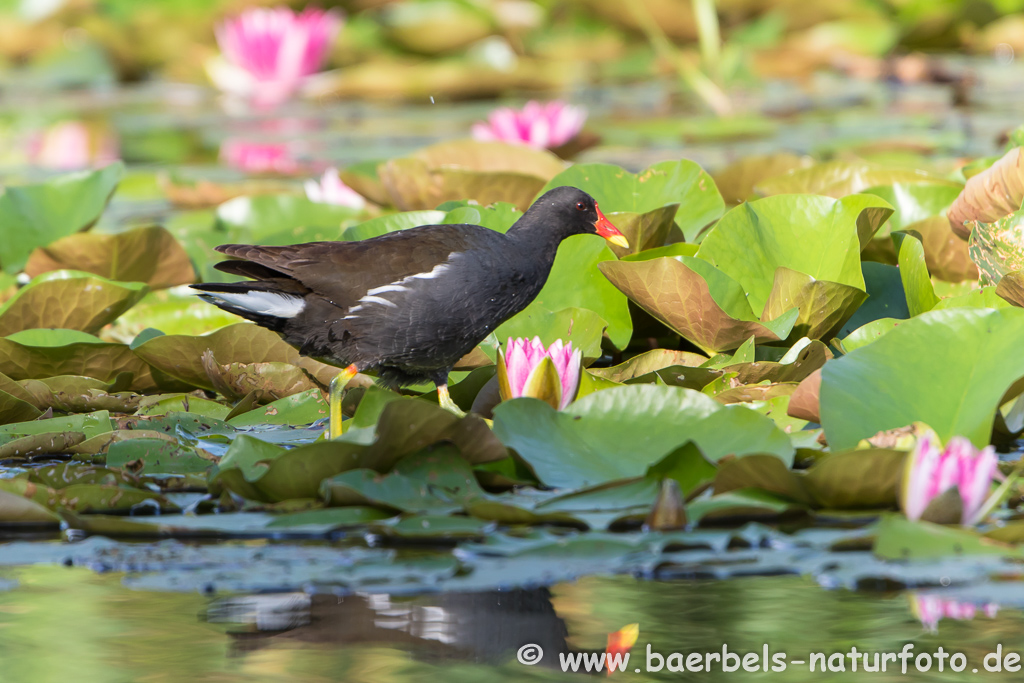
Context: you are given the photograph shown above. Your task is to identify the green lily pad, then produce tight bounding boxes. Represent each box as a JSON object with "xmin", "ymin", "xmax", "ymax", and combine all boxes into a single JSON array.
[
  {"xmin": 439, "ymin": 201, "xmax": 521, "ymax": 233},
  {"xmin": 0, "ymin": 162, "xmax": 124, "ymax": 273},
  {"xmin": 537, "ymin": 160, "xmax": 725, "ymax": 243},
  {"xmin": 321, "ymin": 445, "xmax": 483, "ymax": 513},
  {"xmin": 697, "ymin": 193, "xmax": 893, "ymax": 316},
  {"xmin": 0, "ymin": 489, "xmax": 60, "ymax": 524},
  {"xmin": 755, "ymin": 161, "xmax": 954, "ymax": 199},
  {"xmin": 894, "ymin": 232, "xmax": 939, "ymax": 316},
  {"xmin": 821, "ymin": 307, "xmax": 1024, "ymax": 448},
  {"xmin": 0, "ymin": 334, "xmax": 157, "ymax": 392},
  {"xmin": 24, "ymin": 225, "xmax": 196, "ymax": 289},
  {"xmin": 0, "ymin": 272, "xmax": 148, "ymax": 336},
  {"xmin": 135, "ymin": 393, "xmax": 231, "ymax": 419},
  {"xmin": 492, "ymin": 385, "xmax": 793, "ymax": 489},
  {"xmin": 342, "ymin": 210, "xmax": 446, "ymax": 241},
  {"xmin": 106, "ymin": 438, "xmax": 212, "ymax": 475},
  {"xmin": 227, "ymin": 389, "xmax": 328, "ymax": 427},
  {"xmin": 216, "ymin": 194, "xmax": 362, "ymax": 245},
  {"xmin": 873, "ymin": 514, "xmax": 1015, "ymax": 560}
]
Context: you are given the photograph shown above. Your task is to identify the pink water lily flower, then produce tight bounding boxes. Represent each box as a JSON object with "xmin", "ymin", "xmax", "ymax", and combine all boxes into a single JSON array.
[
  {"xmin": 27, "ymin": 121, "xmax": 118, "ymax": 170},
  {"xmin": 207, "ymin": 6, "xmax": 342, "ymax": 107},
  {"xmin": 902, "ymin": 430, "xmax": 999, "ymax": 526},
  {"xmin": 498, "ymin": 337, "xmax": 581, "ymax": 410},
  {"xmin": 909, "ymin": 594, "xmax": 998, "ymax": 633},
  {"xmin": 220, "ymin": 138, "xmax": 299, "ymax": 174},
  {"xmin": 471, "ymin": 100, "xmax": 587, "ymax": 150},
  {"xmin": 304, "ymin": 167, "xmax": 366, "ymax": 209}
]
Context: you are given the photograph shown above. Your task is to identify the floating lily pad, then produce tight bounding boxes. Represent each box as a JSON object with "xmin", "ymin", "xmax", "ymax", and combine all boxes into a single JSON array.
[
  {"xmin": 493, "ymin": 385, "xmax": 793, "ymax": 489},
  {"xmin": 106, "ymin": 438, "xmax": 212, "ymax": 475},
  {"xmin": 538, "ymin": 160, "xmax": 725, "ymax": 243},
  {"xmin": 755, "ymin": 161, "xmax": 953, "ymax": 199},
  {"xmin": 378, "ymin": 140, "xmax": 565, "ymax": 211},
  {"xmin": 600, "ymin": 256, "xmax": 799, "ymax": 354},
  {"xmin": 135, "ymin": 393, "xmax": 231, "ymax": 419},
  {"xmin": 0, "ymin": 334, "xmax": 157, "ymax": 392},
  {"xmin": 24, "ymin": 225, "xmax": 196, "ymax": 288},
  {"xmin": 821, "ymin": 307, "xmax": 1024, "ymax": 448},
  {"xmin": 0, "ymin": 162, "xmax": 124, "ymax": 273},
  {"xmin": 713, "ymin": 152, "xmax": 812, "ymax": 205},
  {"xmin": 227, "ymin": 389, "xmax": 328, "ymax": 427},
  {"xmin": 216, "ymin": 194, "xmax": 362, "ymax": 245},
  {"xmin": 0, "ymin": 272, "xmax": 148, "ymax": 336},
  {"xmin": 201, "ymin": 350, "xmax": 321, "ymax": 402},
  {"xmin": 697, "ymin": 193, "xmax": 893, "ymax": 320},
  {"xmin": 322, "ymin": 446, "xmax": 483, "ymax": 513},
  {"xmin": 873, "ymin": 514, "xmax": 1014, "ymax": 560},
  {"xmin": 342, "ymin": 210, "xmax": 446, "ymax": 241},
  {"xmin": 133, "ymin": 323, "xmax": 338, "ymax": 392}
]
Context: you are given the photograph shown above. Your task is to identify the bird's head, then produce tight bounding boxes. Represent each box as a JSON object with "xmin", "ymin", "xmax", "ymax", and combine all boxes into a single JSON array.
[{"xmin": 530, "ymin": 186, "xmax": 629, "ymax": 249}]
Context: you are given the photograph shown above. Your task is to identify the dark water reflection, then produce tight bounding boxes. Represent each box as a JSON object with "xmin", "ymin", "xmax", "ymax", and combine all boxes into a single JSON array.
[{"xmin": 2, "ymin": 566, "xmax": 1024, "ymax": 681}]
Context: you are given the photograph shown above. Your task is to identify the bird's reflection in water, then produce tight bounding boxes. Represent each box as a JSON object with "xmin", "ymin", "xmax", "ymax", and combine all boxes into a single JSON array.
[{"xmin": 206, "ymin": 588, "xmax": 572, "ymax": 667}]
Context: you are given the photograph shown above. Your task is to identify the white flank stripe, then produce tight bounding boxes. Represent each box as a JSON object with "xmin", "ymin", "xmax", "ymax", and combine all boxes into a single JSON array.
[
  {"xmin": 213, "ymin": 291, "xmax": 306, "ymax": 318},
  {"xmin": 358, "ymin": 295, "xmax": 398, "ymax": 308},
  {"xmin": 365, "ymin": 284, "xmax": 409, "ymax": 296},
  {"xmin": 406, "ymin": 263, "xmax": 450, "ymax": 281}
]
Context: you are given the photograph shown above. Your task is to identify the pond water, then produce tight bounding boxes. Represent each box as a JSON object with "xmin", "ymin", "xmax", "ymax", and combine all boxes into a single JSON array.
[{"xmin": 1, "ymin": 563, "xmax": 1023, "ymax": 682}]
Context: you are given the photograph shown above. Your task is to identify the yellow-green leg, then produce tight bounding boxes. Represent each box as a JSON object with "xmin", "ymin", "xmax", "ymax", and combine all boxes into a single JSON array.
[
  {"xmin": 328, "ymin": 364, "xmax": 358, "ymax": 439},
  {"xmin": 437, "ymin": 383, "xmax": 465, "ymax": 417}
]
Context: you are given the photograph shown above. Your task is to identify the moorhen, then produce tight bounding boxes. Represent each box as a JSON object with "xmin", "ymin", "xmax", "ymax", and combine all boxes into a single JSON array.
[{"xmin": 192, "ymin": 186, "xmax": 628, "ymax": 434}]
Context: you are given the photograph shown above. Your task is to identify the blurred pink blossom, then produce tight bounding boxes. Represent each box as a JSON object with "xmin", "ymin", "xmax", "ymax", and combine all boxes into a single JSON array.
[
  {"xmin": 472, "ymin": 101, "xmax": 586, "ymax": 149},
  {"xmin": 902, "ymin": 430, "xmax": 999, "ymax": 526},
  {"xmin": 304, "ymin": 167, "xmax": 365, "ymax": 209},
  {"xmin": 909, "ymin": 594, "xmax": 998, "ymax": 633},
  {"xmin": 26, "ymin": 121, "xmax": 118, "ymax": 170},
  {"xmin": 499, "ymin": 336, "xmax": 581, "ymax": 409},
  {"xmin": 207, "ymin": 6, "xmax": 342, "ymax": 107},
  {"xmin": 220, "ymin": 139, "xmax": 299, "ymax": 174}
]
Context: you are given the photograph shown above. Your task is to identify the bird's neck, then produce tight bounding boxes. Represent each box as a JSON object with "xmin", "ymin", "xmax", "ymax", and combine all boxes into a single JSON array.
[{"xmin": 505, "ymin": 222, "xmax": 565, "ymax": 279}]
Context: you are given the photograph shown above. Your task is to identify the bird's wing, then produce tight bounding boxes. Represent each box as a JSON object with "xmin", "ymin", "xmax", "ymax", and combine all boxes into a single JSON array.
[{"xmin": 214, "ymin": 224, "xmax": 493, "ymax": 310}]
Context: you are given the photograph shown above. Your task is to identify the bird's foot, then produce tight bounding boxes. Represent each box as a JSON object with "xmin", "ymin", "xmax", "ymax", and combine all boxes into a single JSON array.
[
  {"xmin": 437, "ymin": 384, "xmax": 466, "ymax": 417},
  {"xmin": 328, "ymin": 364, "xmax": 359, "ymax": 439}
]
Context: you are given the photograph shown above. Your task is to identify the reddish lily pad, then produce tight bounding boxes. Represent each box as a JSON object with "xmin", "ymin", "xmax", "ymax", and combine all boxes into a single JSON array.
[
  {"xmin": 201, "ymin": 350, "xmax": 321, "ymax": 402},
  {"xmin": 600, "ymin": 256, "xmax": 798, "ymax": 354},
  {"xmin": 378, "ymin": 140, "xmax": 565, "ymax": 211},
  {"xmin": 132, "ymin": 323, "xmax": 339, "ymax": 393},
  {"xmin": 24, "ymin": 225, "xmax": 196, "ymax": 288}
]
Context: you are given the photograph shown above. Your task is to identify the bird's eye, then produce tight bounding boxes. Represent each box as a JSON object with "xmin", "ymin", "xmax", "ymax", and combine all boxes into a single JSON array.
[{"xmin": 575, "ymin": 201, "xmax": 587, "ymax": 211}]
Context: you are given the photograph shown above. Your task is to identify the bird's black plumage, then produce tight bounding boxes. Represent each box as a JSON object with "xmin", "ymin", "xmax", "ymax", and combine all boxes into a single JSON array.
[{"xmin": 191, "ymin": 186, "xmax": 624, "ymax": 391}]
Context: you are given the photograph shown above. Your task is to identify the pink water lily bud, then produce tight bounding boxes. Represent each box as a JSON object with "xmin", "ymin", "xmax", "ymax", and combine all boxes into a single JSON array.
[
  {"xmin": 471, "ymin": 100, "xmax": 587, "ymax": 150},
  {"xmin": 207, "ymin": 6, "xmax": 342, "ymax": 107},
  {"xmin": 498, "ymin": 336, "xmax": 581, "ymax": 409},
  {"xmin": 909, "ymin": 593, "xmax": 998, "ymax": 633},
  {"xmin": 26, "ymin": 121, "xmax": 119, "ymax": 170},
  {"xmin": 304, "ymin": 167, "xmax": 366, "ymax": 209},
  {"xmin": 901, "ymin": 429, "xmax": 999, "ymax": 526}
]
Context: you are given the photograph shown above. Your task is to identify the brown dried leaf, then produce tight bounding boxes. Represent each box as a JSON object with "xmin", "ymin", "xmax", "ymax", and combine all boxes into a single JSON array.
[{"xmin": 948, "ymin": 146, "xmax": 1024, "ymax": 240}]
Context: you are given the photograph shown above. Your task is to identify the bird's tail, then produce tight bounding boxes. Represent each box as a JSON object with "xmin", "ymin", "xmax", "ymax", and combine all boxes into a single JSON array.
[{"xmin": 191, "ymin": 282, "xmax": 306, "ymax": 332}]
